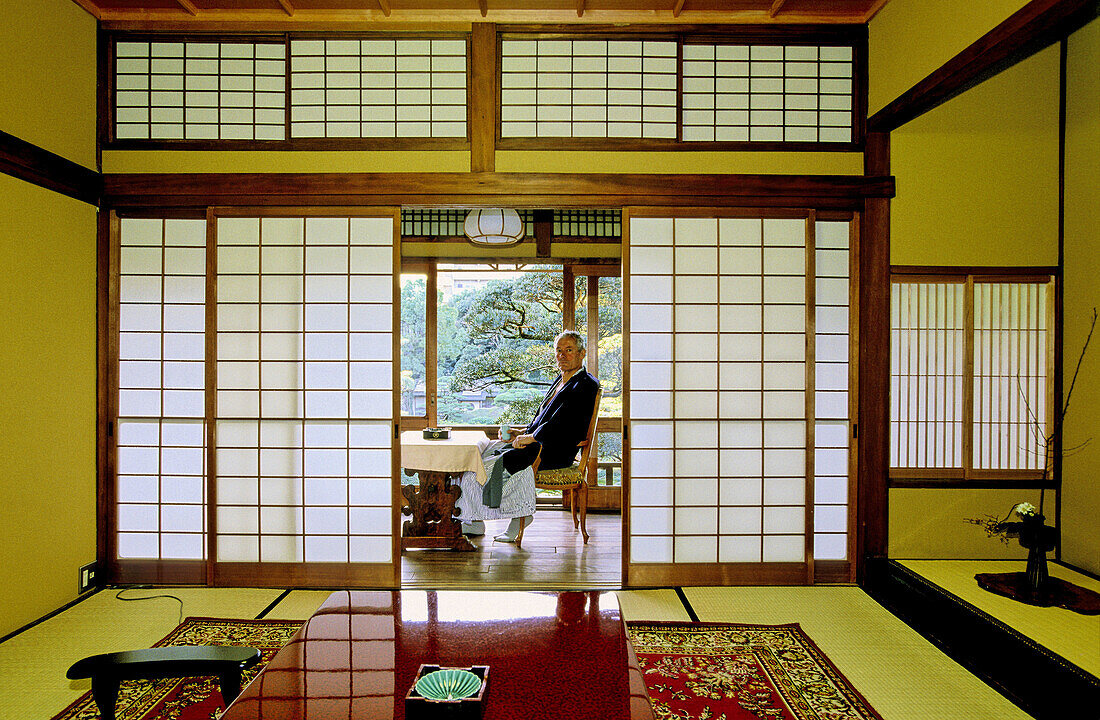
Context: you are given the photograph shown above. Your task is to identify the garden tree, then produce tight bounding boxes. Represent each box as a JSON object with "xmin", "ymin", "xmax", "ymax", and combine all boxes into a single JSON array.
[
  {"xmin": 403, "ymin": 268, "xmax": 624, "ymax": 459},
  {"xmin": 448, "ymin": 270, "xmax": 565, "ymax": 424},
  {"xmin": 399, "ymin": 279, "xmax": 427, "ymax": 415}
]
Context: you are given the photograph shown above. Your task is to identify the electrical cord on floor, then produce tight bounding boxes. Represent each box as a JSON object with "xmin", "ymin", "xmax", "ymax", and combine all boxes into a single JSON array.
[{"xmin": 114, "ymin": 586, "xmax": 184, "ymax": 626}]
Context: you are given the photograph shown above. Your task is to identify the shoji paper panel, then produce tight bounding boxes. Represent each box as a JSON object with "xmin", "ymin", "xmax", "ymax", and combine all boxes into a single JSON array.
[
  {"xmin": 117, "ymin": 218, "xmax": 207, "ymax": 560},
  {"xmin": 215, "ymin": 216, "xmax": 394, "ymax": 565}
]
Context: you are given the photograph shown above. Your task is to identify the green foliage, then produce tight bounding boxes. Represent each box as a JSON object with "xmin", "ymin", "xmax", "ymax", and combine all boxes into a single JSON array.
[{"xmin": 401, "ymin": 267, "xmax": 622, "ymax": 427}]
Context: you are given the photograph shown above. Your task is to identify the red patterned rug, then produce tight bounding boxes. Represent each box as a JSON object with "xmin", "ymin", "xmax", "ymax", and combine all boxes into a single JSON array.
[
  {"xmin": 52, "ymin": 617, "xmax": 302, "ymax": 720},
  {"xmin": 627, "ymin": 621, "xmax": 883, "ymax": 720}
]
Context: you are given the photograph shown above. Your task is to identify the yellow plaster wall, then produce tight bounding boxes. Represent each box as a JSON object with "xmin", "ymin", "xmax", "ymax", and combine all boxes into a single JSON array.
[
  {"xmin": 101, "ymin": 150, "xmax": 863, "ymax": 176},
  {"xmin": 0, "ymin": 0, "xmax": 96, "ymax": 169},
  {"xmin": 1060, "ymin": 17, "xmax": 1100, "ymax": 576},
  {"xmin": 868, "ymin": 0, "xmax": 1031, "ymax": 115},
  {"xmin": 102, "ymin": 150, "xmax": 471, "ymax": 174},
  {"xmin": 888, "ymin": 488, "xmax": 1044, "ymax": 559},
  {"xmin": 889, "ymin": 45, "xmax": 1060, "ymax": 267},
  {"xmin": 0, "ymin": 174, "xmax": 98, "ymax": 638},
  {"xmin": 496, "ymin": 151, "xmax": 862, "ymax": 175}
]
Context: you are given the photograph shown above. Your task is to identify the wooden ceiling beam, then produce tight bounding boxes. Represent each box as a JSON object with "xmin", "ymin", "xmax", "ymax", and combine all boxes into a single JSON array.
[
  {"xmin": 869, "ymin": 0, "xmax": 1100, "ymax": 132},
  {"xmin": 102, "ymin": 172, "xmax": 895, "ymax": 210},
  {"xmin": 92, "ymin": 6, "xmax": 875, "ymax": 28},
  {"xmin": 768, "ymin": 0, "xmax": 786, "ymax": 18},
  {"xmin": 70, "ymin": 0, "xmax": 104, "ymax": 20}
]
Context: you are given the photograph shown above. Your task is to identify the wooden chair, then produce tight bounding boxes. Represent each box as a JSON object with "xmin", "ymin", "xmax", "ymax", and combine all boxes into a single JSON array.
[{"xmin": 522, "ymin": 388, "xmax": 602, "ymax": 545}]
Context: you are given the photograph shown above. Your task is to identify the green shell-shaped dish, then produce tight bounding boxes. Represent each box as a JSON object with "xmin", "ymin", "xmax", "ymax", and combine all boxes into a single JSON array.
[{"xmin": 415, "ymin": 669, "xmax": 481, "ymax": 701}]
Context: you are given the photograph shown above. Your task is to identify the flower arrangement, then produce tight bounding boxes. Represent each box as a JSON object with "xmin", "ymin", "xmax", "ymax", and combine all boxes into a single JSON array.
[{"xmin": 966, "ymin": 502, "xmax": 1054, "ymax": 550}]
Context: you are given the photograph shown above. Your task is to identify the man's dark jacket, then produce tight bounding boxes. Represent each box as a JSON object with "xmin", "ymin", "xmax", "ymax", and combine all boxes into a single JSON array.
[{"xmin": 500, "ymin": 368, "xmax": 600, "ymax": 474}]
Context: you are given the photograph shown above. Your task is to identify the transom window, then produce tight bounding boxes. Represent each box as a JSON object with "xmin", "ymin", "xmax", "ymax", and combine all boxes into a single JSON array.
[{"xmin": 107, "ymin": 28, "xmax": 862, "ymax": 149}]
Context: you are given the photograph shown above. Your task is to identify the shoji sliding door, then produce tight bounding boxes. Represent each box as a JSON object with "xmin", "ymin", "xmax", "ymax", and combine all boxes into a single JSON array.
[
  {"xmin": 213, "ymin": 212, "xmax": 399, "ymax": 586},
  {"xmin": 111, "ymin": 210, "xmax": 399, "ymax": 587},
  {"xmin": 624, "ymin": 211, "xmax": 855, "ymax": 586}
]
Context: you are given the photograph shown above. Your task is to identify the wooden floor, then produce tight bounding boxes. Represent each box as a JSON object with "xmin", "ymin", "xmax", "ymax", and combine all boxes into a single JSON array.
[{"xmin": 401, "ymin": 509, "xmax": 622, "ymax": 588}]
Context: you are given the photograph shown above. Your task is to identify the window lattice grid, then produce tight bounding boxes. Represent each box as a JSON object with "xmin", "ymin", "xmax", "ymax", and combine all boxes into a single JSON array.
[
  {"xmin": 972, "ymin": 282, "xmax": 1049, "ymax": 471},
  {"xmin": 115, "ymin": 40, "xmax": 287, "ymax": 141},
  {"xmin": 399, "ymin": 209, "xmax": 536, "ymax": 237},
  {"xmin": 681, "ymin": 43, "xmax": 854, "ymax": 143},
  {"xmin": 890, "ymin": 281, "xmax": 966, "ymax": 469},
  {"xmin": 289, "ymin": 38, "xmax": 467, "ymax": 139},
  {"xmin": 554, "ymin": 209, "xmax": 622, "ymax": 237},
  {"xmin": 214, "ymin": 216, "xmax": 394, "ymax": 564},
  {"xmin": 629, "ymin": 217, "xmax": 830, "ymax": 566},
  {"xmin": 813, "ymin": 220, "xmax": 850, "ymax": 560},
  {"xmin": 116, "ymin": 218, "xmax": 208, "ymax": 560},
  {"xmin": 500, "ymin": 39, "xmax": 678, "ymax": 139}
]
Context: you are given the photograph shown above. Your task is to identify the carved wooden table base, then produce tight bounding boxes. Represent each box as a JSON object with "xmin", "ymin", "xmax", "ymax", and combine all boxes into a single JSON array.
[{"xmin": 400, "ymin": 469, "xmax": 476, "ymax": 552}]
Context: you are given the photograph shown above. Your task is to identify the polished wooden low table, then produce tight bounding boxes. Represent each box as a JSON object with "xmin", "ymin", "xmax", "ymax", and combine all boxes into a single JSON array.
[{"xmin": 222, "ymin": 590, "xmax": 654, "ymax": 720}]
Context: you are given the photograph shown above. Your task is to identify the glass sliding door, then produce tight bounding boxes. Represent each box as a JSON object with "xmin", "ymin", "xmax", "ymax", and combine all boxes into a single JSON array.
[
  {"xmin": 624, "ymin": 211, "xmax": 854, "ymax": 586},
  {"xmin": 213, "ymin": 212, "xmax": 399, "ymax": 586}
]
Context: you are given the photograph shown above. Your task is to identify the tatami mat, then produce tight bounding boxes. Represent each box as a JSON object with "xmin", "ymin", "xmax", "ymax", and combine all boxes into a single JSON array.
[
  {"xmin": 898, "ymin": 559, "xmax": 1100, "ymax": 676},
  {"xmin": 0, "ymin": 587, "xmax": 282, "ymax": 720},
  {"xmin": 616, "ymin": 588, "xmax": 693, "ymax": 622},
  {"xmin": 684, "ymin": 586, "xmax": 1031, "ymax": 720}
]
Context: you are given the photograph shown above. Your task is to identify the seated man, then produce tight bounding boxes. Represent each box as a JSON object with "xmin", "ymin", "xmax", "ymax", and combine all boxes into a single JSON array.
[{"xmin": 456, "ymin": 330, "xmax": 600, "ymax": 542}]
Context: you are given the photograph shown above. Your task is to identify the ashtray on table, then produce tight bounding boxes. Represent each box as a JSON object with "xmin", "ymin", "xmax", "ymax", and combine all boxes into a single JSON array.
[{"xmin": 405, "ymin": 664, "xmax": 488, "ymax": 719}]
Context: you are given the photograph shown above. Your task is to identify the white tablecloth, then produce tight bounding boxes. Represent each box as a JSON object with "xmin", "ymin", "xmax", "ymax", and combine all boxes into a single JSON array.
[{"xmin": 400, "ymin": 429, "xmax": 493, "ymax": 485}]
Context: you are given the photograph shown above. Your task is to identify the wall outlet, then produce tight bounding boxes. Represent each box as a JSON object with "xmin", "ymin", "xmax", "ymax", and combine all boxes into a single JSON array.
[{"xmin": 79, "ymin": 562, "xmax": 97, "ymax": 593}]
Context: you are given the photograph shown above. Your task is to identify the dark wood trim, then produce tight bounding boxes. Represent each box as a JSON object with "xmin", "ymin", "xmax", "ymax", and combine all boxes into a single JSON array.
[
  {"xmin": 469, "ymin": 22, "xmax": 496, "ymax": 172},
  {"xmin": 888, "ymin": 478, "xmax": 1059, "ymax": 490},
  {"xmin": 0, "ymin": 129, "xmax": 102, "ymax": 205},
  {"xmin": 868, "ymin": 0, "xmax": 1100, "ymax": 133},
  {"xmin": 1053, "ymin": 39, "xmax": 1066, "ymax": 558},
  {"xmin": 857, "ymin": 131, "xmax": 890, "ymax": 582},
  {"xmin": 813, "ymin": 560, "xmax": 852, "ymax": 584},
  {"xmin": 852, "ymin": 22, "xmax": 868, "ymax": 153},
  {"xmin": 105, "ymin": 138, "xmax": 471, "ymax": 151},
  {"xmin": 102, "ymin": 211, "xmax": 122, "ymax": 583},
  {"xmin": 864, "ymin": 559, "xmax": 1100, "ymax": 718},
  {"xmin": 103, "ymin": 172, "xmax": 894, "ymax": 209},
  {"xmin": 111, "ymin": 559, "xmax": 207, "ymax": 585},
  {"xmin": 499, "ymin": 24, "xmax": 866, "ymax": 44},
  {"xmin": 890, "ymin": 265, "xmax": 1059, "ymax": 277},
  {"xmin": 404, "ymin": 233, "xmax": 621, "ymax": 244},
  {"xmin": 534, "ymin": 208, "xmax": 552, "ymax": 257},
  {"xmin": 96, "ymin": 210, "xmax": 117, "ymax": 581},
  {"xmin": 213, "ymin": 562, "xmax": 397, "ymax": 587},
  {"xmin": 204, "ymin": 208, "xmax": 218, "ymax": 586},
  {"xmin": 495, "ymin": 138, "xmax": 861, "ymax": 153},
  {"xmin": 425, "ymin": 262, "xmax": 439, "ymax": 427}
]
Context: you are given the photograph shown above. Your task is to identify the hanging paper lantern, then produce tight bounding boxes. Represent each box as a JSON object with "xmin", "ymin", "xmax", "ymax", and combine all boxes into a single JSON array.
[{"xmin": 463, "ymin": 208, "xmax": 525, "ymax": 247}]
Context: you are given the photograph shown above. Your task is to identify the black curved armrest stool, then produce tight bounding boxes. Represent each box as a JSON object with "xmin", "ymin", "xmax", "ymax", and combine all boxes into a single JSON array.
[{"xmin": 66, "ymin": 646, "xmax": 261, "ymax": 720}]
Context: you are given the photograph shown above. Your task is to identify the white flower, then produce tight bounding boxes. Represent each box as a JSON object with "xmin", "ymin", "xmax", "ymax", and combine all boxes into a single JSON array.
[{"xmin": 1015, "ymin": 502, "xmax": 1038, "ymax": 518}]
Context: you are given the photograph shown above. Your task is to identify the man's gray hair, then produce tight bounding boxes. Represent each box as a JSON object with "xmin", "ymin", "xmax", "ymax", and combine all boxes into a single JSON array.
[{"xmin": 554, "ymin": 330, "xmax": 586, "ymax": 354}]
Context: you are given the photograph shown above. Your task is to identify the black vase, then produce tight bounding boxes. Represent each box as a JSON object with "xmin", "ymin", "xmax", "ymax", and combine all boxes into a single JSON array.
[
  {"xmin": 1024, "ymin": 543, "xmax": 1048, "ymax": 592},
  {"xmin": 1017, "ymin": 516, "xmax": 1056, "ymax": 593}
]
